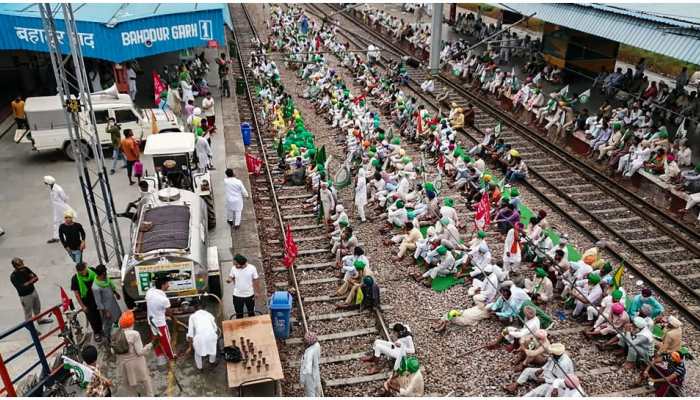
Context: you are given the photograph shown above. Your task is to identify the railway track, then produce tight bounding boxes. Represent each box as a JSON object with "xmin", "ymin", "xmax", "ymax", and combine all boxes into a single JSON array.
[
  {"xmin": 229, "ymin": 4, "xmax": 394, "ymax": 396},
  {"xmin": 320, "ymin": 4, "xmax": 700, "ymax": 330}
]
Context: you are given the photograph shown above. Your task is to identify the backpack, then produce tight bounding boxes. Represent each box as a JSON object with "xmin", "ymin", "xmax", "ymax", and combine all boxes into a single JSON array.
[
  {"xmin": 222, "ymin": 345, "xmax": 242, "ymax": 363},
  {"xmin": 111, "ymin": 329, "xmax": 130, "ymax": 355}
]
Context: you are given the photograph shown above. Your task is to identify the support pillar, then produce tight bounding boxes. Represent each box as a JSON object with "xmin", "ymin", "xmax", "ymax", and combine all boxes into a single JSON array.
[{"xmin": 429, "ymin": 3, "xmax": 444, "ymax": 75}]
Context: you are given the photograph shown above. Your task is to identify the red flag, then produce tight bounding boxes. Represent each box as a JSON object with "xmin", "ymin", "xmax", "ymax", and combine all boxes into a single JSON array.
[
  {"xmin": 416, "ymin": 112, "xmax": 423, "ymax": 135},
  {"xmin": 315, "ymin": 35, "xmax": 321, "ymax": 51},
  {"xmin": 60, "ymin": 286, "xmax": 73, "ymax": 311},
  {"xmin": 510, "ymin": 223, "xmax": 520, "ymax": 254},
  {"xmin": 352, "ymin": 94, "xmax": 366, "ymax": 105},
  {"xmin": 152, "ymin": 70, "xmax": 166, "ymax": 106},
  {"xmin": 437, "ymin": 153, "xmax": 446, "ymax": 172},
  {"xmin": 245, "ymin": 153, "xmax": 263, "ymax": 175},
  {"xmin": 474, "ymin": 191, "xmax": 491, "ymax": 230},
  {"xmin": 283, "ymin": 224, "xmax": 298, "ymax": 268}
]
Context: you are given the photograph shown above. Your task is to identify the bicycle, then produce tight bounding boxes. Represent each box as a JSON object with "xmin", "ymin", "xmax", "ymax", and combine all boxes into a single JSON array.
[{"xmin": 57, "ymin": 309, "xmax": 92, "ymax": 362}]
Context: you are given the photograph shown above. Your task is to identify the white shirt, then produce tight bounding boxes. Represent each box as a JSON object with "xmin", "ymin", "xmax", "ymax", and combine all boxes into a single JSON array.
[
  {"xmin": 187, "ymin": 309, "xmax": 218, "ymax": 356},
  {"xmin": 145, "ymin": 288, "xmax": 170, "ymax": 327},
  {"xmin": 202, "ymin": 97, "xmax": 215, "ymax": 117},
  {"xmin": 229, "ymin": 264, "xmax": 259, "ymax": 297},
  {"xmin": 224, "ymin": 177, "xmax": 249, "ymax": 209}
]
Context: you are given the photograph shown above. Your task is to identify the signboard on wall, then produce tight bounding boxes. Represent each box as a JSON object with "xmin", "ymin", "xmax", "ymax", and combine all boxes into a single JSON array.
[
  {"xmin": 0, "ymin": 9, "xmax": 225, "ymax": 63},
  {"xmin": 135, "ymin": 261, "xmax": 196, "ymax": 296}
]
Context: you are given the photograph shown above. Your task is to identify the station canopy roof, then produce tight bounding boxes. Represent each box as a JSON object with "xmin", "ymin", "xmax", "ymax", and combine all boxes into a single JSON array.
[
  {"xmin": 0, "ymin": 3, "xmax": 233, "ymax": 63},
  {"xmin": 497, "ymin": 3, "xmax": 700, "ymax": 64}
]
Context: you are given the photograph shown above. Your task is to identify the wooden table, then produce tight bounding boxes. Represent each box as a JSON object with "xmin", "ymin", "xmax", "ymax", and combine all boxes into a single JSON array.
[{"xmin": 221, "ymin": 315, "xmax": 284, "ymax": 392}]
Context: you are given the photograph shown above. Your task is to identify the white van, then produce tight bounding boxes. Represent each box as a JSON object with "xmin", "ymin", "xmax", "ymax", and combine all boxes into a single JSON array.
[{"xmin": 14, "ymin": 92, "xmax": 182, "ymax": 160}]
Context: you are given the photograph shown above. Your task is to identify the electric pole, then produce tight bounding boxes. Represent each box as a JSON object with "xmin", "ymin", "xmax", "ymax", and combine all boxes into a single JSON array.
[{"xmin": 39, "ymin": 3, "xmax": 124, "ymax": 274}]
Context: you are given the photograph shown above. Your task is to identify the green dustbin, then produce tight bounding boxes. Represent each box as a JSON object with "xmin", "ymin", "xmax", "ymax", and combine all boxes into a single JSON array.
[{"xmin": 236, "ymin": 78, "xmax": 246, "ymax": 95}]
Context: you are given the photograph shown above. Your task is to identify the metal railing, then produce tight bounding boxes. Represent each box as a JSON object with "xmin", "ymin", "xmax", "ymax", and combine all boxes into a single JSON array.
[{"xmin": 0, "ymin": 305, "xmax": 67, "ymax": 397}]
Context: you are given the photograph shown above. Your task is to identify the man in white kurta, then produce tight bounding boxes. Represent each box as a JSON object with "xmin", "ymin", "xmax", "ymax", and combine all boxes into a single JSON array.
[
  {"xmin": 45, "ymin": 176, "xmax": 75, "ymax": 243},
  {"xmin": 127, "ymin": 66, "xmax": 138, "ymax": 101},
  {"xmin": 354, "ymin": 167, "xmax": 368, "ymax": 222},
  {"xmin": 223, "ymin": 168, "xmax": 249, "ymax": 227},
  {"xmin": 186, "ymin": 309, "xmax": 218, "ymax": 370},
  {"xmin": 195, "ymin": 135, "xmax": 213, "ymax": 172},
  {"xmin": 504, "ymin": 343, "xmax": 575, "ymax": 396},
  {"xmin": 421, "ymin": 246, "xmax": 456, "ymax": 280},
  {"xmin": 504, "ymin": 306, "xmax": 540, "ymax": 343},
  {"xmin": 300, "ymin": 332, "xmax": 321, "ymax": 397},
  {"xmin": 319, "ymin": 182, "xmax": 335, "ymax": 224}
]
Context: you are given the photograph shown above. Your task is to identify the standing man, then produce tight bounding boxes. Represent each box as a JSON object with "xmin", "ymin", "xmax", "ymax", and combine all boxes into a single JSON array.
[
  {"xmin": 120, "ymin": 129, "xmax": 140, "ymax": 186},
  {"xmin": 10, "ymin": 258, "xmax": 52, "ymax": 324},
  {"xmin": 299, "ymin": 332, "xmax": 321, "ymax": 397},
  {"xmin": 107, "ymin": 118, "xmax": 125, "ymax": 175},
  {"xmin": 116, "ymin": 310, "xmax": 155, "ymax": 397},
  {"xmin": 354, "ymin": 166, "xmax": 368, "ymax": 222},
  {"xmin": 59, "ymin": 210, "xmax": 86, "ymax": 264},
  {"xmin": 71, "ymin": 262, "xmax": 104, "ymax": 342},
  {"xmin": 11, "ymin": 96, "xmax": 27, "ymax": 130},
  {"xmin": 91, "ymin": 264, "xmax": 121, "ymax": 345},
  {"xmin": 223, "ymin": 168, "xmax": 249, "ymax": 229},
  {"xmin": 201, "ymin": 93, "xmax": 216, "ymax": 133},
  {"xmin": 44, "ymin": 175, "xmax": 75, "ymax": 244},
  {"xmin": 185, "ymin": 306, "xmax": 219, "ymax": 370},
  {"xmin": 195, "ymin": 135, "xmax": 213, "ymax": 173},
  {"xmin": 127, "ymin": 64, "xmax": 138, "ymax": 101},
  {"xmin": 145, "ymin": 276, "xmax": 175, "ymax": 366},
  {"xmin": 226, "ymin": 254, "xmax": 259, "ymax": 319}
]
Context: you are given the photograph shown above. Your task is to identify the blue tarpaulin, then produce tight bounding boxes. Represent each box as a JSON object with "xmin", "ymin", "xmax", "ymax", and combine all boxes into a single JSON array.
[{"xmin": 0, "ymin": 4, "xmax": 232, "ymax": 63}]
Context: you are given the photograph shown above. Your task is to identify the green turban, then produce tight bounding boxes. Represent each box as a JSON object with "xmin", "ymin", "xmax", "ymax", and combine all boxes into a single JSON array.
[
  {"xmin": 612, "ymin": 289, "xmax": 623, "ymax": 300},
  {"xmin": 353, "ymin": 260, "xmax": 366, "ymax": 270},
  {"xmin": 407, "ymin": 211, "xmax": 416, "ymax": 220},
  {"xmin": 612, "ymin": 122, "xmax": 622, "ymax": 130},
  {"xmin": 424, "ymin": 182, "xmax": 435, "ymax": 192},
  {"xmin": 588, "ymin": 273, "xmax": 601, "ymax": 285},
  {"xmin": 405, "ymin": 357, "xmax": 420, "ymax": 373},
  {"xmin": 443, "ymin": 198, "xmax": 454, "ymax": 207},
  {"xmin": 536, "ymin": 267, "xmax": 547, "ymax": 278},
  {"xmin": 363, "ymin": 276, "xmax": 374, "ymax": 286},
  {"xmin": 440, "ymin": 217, "xmax": 450, "ymax": 226},
  {"xmin": 602, "ymin": 262, "xmax": 613, "ymax": 275},
  {"xmin": 401, "ymin": 156, "xmax": 411, "ymax": 164},
  {"xmin": 339, "ymin": 220, "xmax": 349, "ymax": 227},
  {"xmin": 377, "ymin": 133, "xmax": 385, "ymax": 141},
  {"xmin": 371, "ymin": 159, "xmax": 381, "ymax": 167},
  {"xmin": 510, "ymin": 188, "xmax": 520, "ymax": 197},
  {"xmin": 436, "ymin": 246, "xmax": 447, "ymax": 255},
  {"xmin": 477, "ymin": 230, "xmax": 486, "ymax": 239},
  {"xmin": 391, "ymin": 137, "xmax": 401, "ymax": 145},
  {"xmin": 395, "ymin": 200, "xmax": 405, "ymax": 209}
]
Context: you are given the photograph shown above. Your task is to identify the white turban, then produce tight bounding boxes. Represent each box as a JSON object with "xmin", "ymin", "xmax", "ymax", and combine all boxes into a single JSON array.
[{"xmin": 43, "ymin": 175, "xmax": 56, "ymax": 185}]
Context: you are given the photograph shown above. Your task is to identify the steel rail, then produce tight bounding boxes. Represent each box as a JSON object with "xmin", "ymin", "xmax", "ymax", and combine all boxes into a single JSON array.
[
  {"xmin": 230, "ymin": 4, "xmax": 310, "ymax": 335},
  {"xmin": 318, "ymin": 4, "xmax": 700, "ymax": 328},
  {"xmin": 331, "ymin": 4, "xmax": 700, "ymax": 251}
]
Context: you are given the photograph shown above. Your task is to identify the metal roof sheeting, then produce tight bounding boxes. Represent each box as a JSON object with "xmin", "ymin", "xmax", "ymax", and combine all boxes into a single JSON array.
[
  {"xmin": 0, "ymin": 3, "xmax": 232, "ymax": 29},
  {"xmin": 594, "ymin": 4, "xmax": 700, "ymax": 30},
  {"xmin": 501, "ymin": 3, "xmax": 700, "ymax": 64}
]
